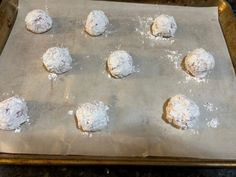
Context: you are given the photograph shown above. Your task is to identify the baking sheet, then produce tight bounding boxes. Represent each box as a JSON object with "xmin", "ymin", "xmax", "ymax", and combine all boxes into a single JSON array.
[{"xmin": 0, "ymin": 0, "xmax": 236, "ymax": 159}]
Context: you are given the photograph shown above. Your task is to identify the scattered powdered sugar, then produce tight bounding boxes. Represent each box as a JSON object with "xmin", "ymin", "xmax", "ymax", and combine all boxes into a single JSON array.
[
  {"xmin": 207, "ymin": 118, "xmax": 219, "ymax": 128},
  {"xmin": 178, "ymin": 73, "xmax": 208, "ymax": 84},
  {"xmin": 165, "ymin": 49, "xmax": 182, "ymax": 69},
  {"xmin": 189, "ymin": 129, "xmax": 199, "ymax": 135},
  {"xmin": 135, "ymin": 16, "xmax": 175, "ymax": 46},
  {"xmin": 48, "ymin": 73, "xmax": 58, "ymax": 90},
  {"xmin": 67, "ymin": 110, "xmax": 74, "ymax": 116},
  {"xmin": 48, "ymin": 73, "xmax": 57, "ymax": 81},
  {"xmin": 14, "ymin": 128, "xmax": 21, "ymax": 133},
  {"xmin": 134, "ymin": 65, "xmax": 141, "ymax": 73},
  {"xmin": 115, "ymin": 44, "xmax": 122, "ymax": 50},
  {"xmin": 142, "ymin": 151, "xmax": 149, "ymax": 157},
  {"xmin": 202, "ymin": 103, "xmax": 219, "ymax": 129},
  {"xmin": 186, "ymin": 75, "xmax": 207, "ymax": 83},
  {"xmin": 27, "ymin": 118, "xmax": 31, "ymax": 125},
  {"xmin": 104, "ymin": 24, "xmax": 117, "ymax": 37},
  {"xmin": 44, "ymin": 0, "xmax": 49, "ymax": 13},
  {"xmin": 2, "ymin": 92, "xmax": 9, "ymax": 96},
  {"xmin": 80, "ymin": 131, "xmax": 93, "ymax": 138},
  {"xmin": 203, "ymin": 102, "xmax": 218, "ymax": 112},
  {"xmin": 1, "ymin": 91, "xmax": 15, "ymax": 99}
]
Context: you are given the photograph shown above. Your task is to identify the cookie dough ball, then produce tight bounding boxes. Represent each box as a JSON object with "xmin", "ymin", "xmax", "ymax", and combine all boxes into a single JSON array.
[
  {"xmin": 151, "ymin": 14, "xmax": 177, "ymax": 38},
  {"xmin": 165, "ymin": 95, "xmax": 200, "ymax": 130},
  {"xmin": 25, "ymin": 9, "xmax": 52, "ymax": 33},
  {"xmin": 107, "ymin": 50, "xmax": 134, "ymax": 78},
  {"xmin": 76, "ymin": 101, "xmax": 109, "ymax": 132},
  {"xmin": 184, "ymin": 48, "xmax": 215, "ymax": 78},
  {"xmin": 42, "ymin": 47, "xmax": 72, "ymax": 74},
  {"xmin": 0, "ymin": 96, "xmax": 29, "ymax": 130},
  {"xmin": 85, "ymin": 10, "xmax": 109, "ymax": 36}
]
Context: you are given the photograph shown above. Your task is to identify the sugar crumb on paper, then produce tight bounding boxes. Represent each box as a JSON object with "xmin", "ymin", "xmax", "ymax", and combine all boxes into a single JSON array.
[
  {"xmin": 165, "ymin": 49, "xmax": 182, "ymax": 69},
  {"xmin": 207, "ymin": 118, "xmax": 219, "ymax": 128},
  {"xmin": 67, "ymin": 110, "xmax": 74, "ymax": 116},
  {"xmin": 177, "ymin": 73, "xmax": 208, "ymax": 84},
  {"xmin": 48, "ymin": 73, "xmax": 57, "ymax": 81},
  {"xmin": 203, "ymin": 102, "xmax": 218, "ymax": 112},
  {"xmin": 14, "ymin": 128, "xmax": 21, "ymax": 133}
]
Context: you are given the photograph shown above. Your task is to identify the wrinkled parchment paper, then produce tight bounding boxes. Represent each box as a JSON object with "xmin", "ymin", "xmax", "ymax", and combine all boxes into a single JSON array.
[{"xmin": 0, "ymin": 0, "xmax": 236, "ymax": 159}]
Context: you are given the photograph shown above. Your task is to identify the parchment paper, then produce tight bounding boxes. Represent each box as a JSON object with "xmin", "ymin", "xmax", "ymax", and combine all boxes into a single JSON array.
[{"xmin": 0, "ymin": 0, "xmax": 236, "ymax": 159}]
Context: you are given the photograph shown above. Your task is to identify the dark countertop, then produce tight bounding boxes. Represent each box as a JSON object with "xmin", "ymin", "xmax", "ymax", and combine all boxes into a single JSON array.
[{"xmin": 0, "ymin": 166, "xmax": 236, "ymax": 177}]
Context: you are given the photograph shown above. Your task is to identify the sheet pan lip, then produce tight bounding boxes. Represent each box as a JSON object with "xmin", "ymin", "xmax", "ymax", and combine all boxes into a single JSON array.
[
  {"xmin": 0, "ymin": 0, "xmax": 236, "ymax": 166},
  {"xmin": 1, "ymin": 153, "xmax": 236, "ymax": 166},
  {"xmin": 94, "ymin": 0, "xmax": 218, "ymax": 7},
  {"xmin": 0, "ymin": 0, "xmax": 18, "ymax": 55}
]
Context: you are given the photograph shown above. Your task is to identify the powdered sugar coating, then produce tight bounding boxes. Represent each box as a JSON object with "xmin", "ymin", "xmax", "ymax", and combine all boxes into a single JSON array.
[
  {"xmin": 207, "ymin": 118, "xmax": 219, "ymax": 128},
  {"xmin": 42, "ymin": 47, "xmax": 72, "ymax": 74},
  {"xmin": 165, "ymin": 95, "xmax": 200, "ymax": 130},
  {"xmin": 25, "ymin": 9, "xmax": 52, "ymax": 34},
  {"xmin": 76, "ymin": 101, "xmax": 109, "ymax": 132},
  {"xmin": 0, "ymin": 96, "xmax": 29, "ymax": 130},
  {"xmin": 184, "ymin": 48, "xmax": 215, "ymax": 78},
  {"xmin": 85, "ymin": 10, "xmax": 109, "ymax": 36},
  {"xmin": 107, "ymin": 50, "xmax": 134, "ymax": 78},
  {"xmin": 151, "ymin": 14, "xmax": 177, "ymax": 38}
]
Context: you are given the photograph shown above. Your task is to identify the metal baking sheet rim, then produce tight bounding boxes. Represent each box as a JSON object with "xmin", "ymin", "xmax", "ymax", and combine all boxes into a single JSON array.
[{"xmin": 0, "ymin": 0, "xmax": 236, "ymax": 166}]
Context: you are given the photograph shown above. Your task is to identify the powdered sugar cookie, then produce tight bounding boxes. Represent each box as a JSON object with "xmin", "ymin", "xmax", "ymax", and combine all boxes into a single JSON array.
[
  {"xmin": 0, "ymin": 96, "xmax": 29, "ymax": 130},
  {"xmin": 165, "ymin": 95, "xmax": 200, "ymax": 129},
  {"xmin": 25, "ymin": 9, "xmax": 52, "ymax": 33},
  {"xmin": 151, "ymin": 14, "xmax": 177, "ymax": 38},
  {"xmin": 184, "ymin": 48, "xmax": 215, "ymax": 78},
  {"xmin": 107, "ymin": 50, "xmax": 134, "ymax": 78},
  {"xmin": 76, "ymin": 101, "xmax": 109, "ymax": 132},
  {"xmin": 42, "ymin": 47, "xmax": 72, "ymax": 74},
  {"xmin": 85, "ymin": 10, "xmax": 109, "ymax": 36}
]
